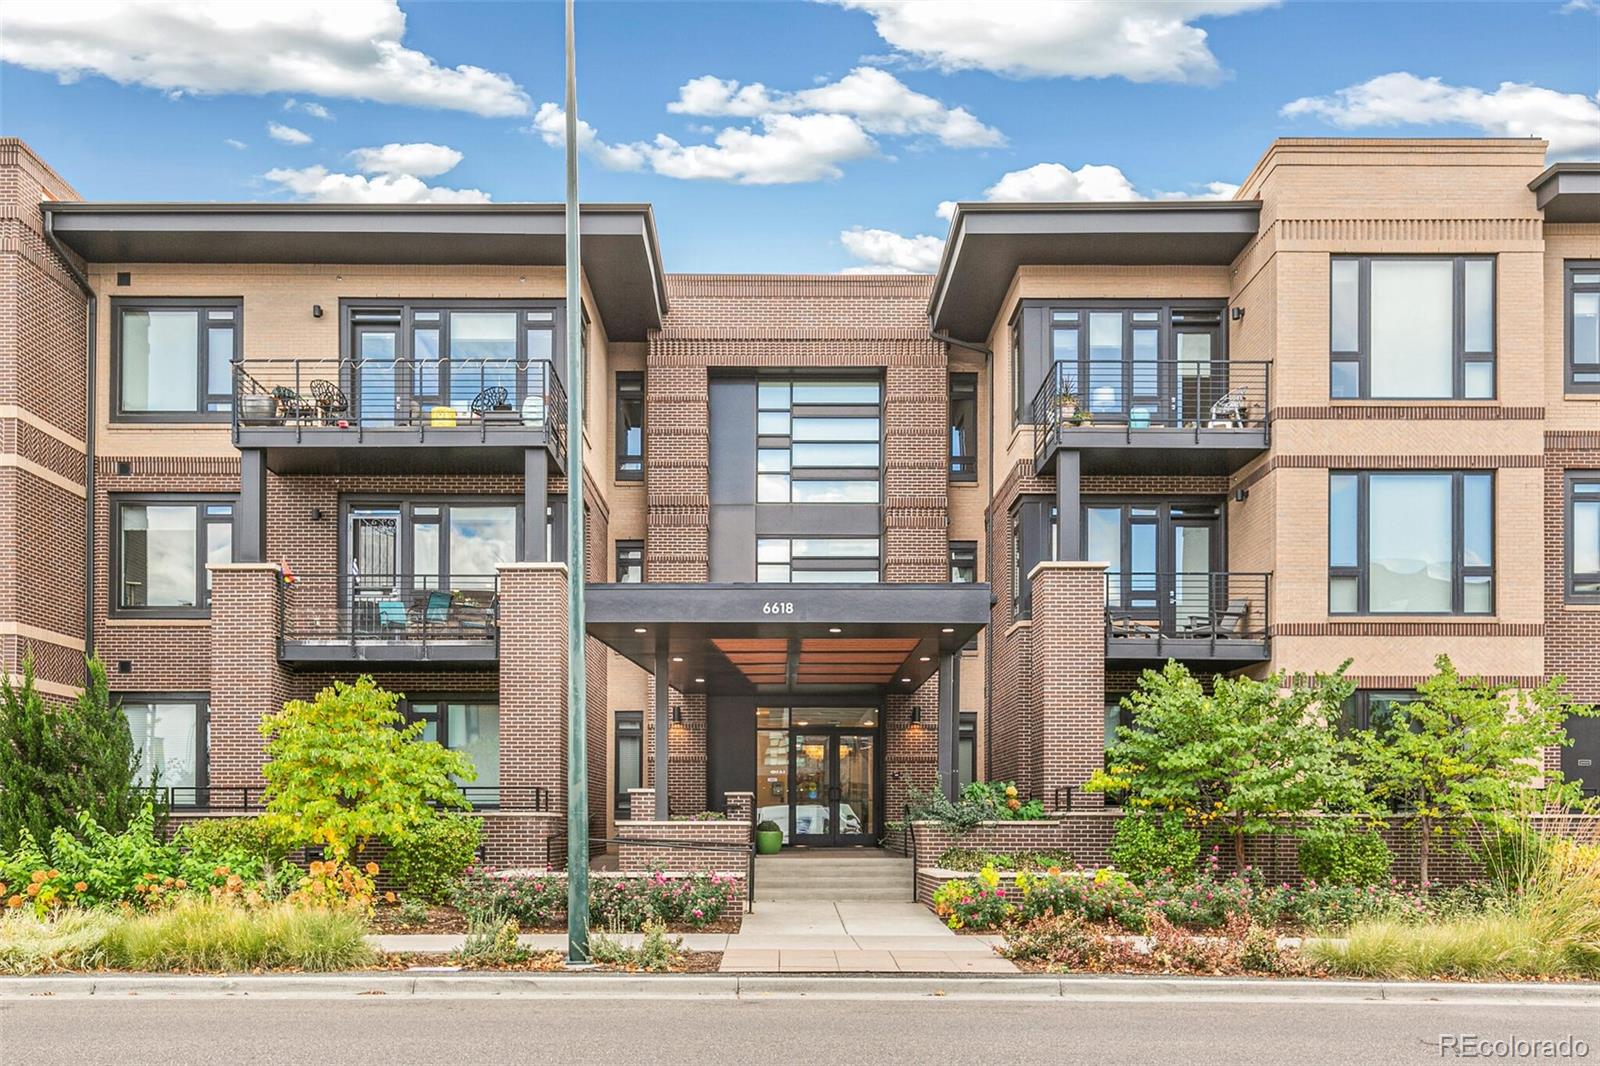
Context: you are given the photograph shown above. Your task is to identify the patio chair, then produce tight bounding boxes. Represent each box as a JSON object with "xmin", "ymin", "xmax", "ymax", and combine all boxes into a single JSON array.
[
  {"xmin": 310, "ymin": 379, "xmax": 349, "ymax": 424},
  {"xmin": 420, "ymin": 590, "xmax": 453, "ymax": 627},
  {"xmin": 270, "ymin": 385, "xmax": 316, "ymax": 423},
  {"xmin": 471, "ymin": 386, "xmax": 511, "ymax": 421},
  {"xmin": 1180, "ymin": 599, "xmax": 1248, "ymax": 638},
  {"xmin": 1208, "ymin": 387, "xmax": 1248, "ymax": 428},
  {"xmin": 451, "ymin": 588, "xmax": 498, "ymax": 634},
  {"xmin": 375, "ymin": 599, "xmax": 411, "ymax": 633},
  {"xmin": 1107, "ymin": 614, "xmax": 1159, "ymax": 639}
]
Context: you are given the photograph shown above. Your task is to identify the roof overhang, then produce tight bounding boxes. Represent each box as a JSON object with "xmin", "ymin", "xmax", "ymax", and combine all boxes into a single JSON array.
[
  {"xmin": 42, "ymin": 201, "xmax": 667, "ymax": 340},
  {"xmin": 1531, "ymin": 163, "xmax": 1600, "ymax": 224},
  {"xmin": 928, "ymin": 201, "xmax": 1262, "ymax": 339},
  {"xmin": 586, "ymin": 582, "xmax": 990, "ymax": 695}
]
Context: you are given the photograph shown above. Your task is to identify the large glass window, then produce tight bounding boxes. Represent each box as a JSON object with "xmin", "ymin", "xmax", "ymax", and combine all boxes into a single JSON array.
[
  {"xmin": 615, "ymin": 372, "xmax": 644, "ymax": 480},
  {"xmin": 1329, "ymin": 257, "xmax": 1495, "ymax": 399},
  {"xmin": 115, "ymin": 301, "xmax": 238, "ymax": 419},
  {"xmin": 1033, "ymin": 304, "xmax": 1224, "ymax": 425},
  {"xmin": 114, "ymin": 499, "xmax": 234, "ymax": 615},
  {"xmin": 1569, "ymin": 475, "xmax": 1600, "ymax": 602},
  {"xmin": 1568, "ymin": 264, "xmax": 1600, "ymax": 393},
  {"xmin": 616, "ymin": 540, "xmax": 644, "ymax": 583},
  {"xmin": 1341, "ymin": 691, "xmax": 1419, "ymax": 734},
  {"xmin": 347, "ymin": 498, "xmax": 519, "ymax": 597},
  {"xmin": 1328, "ymin": 472, "xmax": 1494, "ymax": 615},
  {"xmin": 756, "ymin": 378, "xmax": 881, "ymax": 504},
  {"xmin": 948, "ymin": 372, "xmax": 977, "ymax": 481},
  {"xmin": 124, "ymin": 698, "xmax": 206, "ymax": 806},
  {"xmin": 757, "ymin": 537, "xmax": 880, "ymax": 583},
  {"xmin": 949, "ymin": 541, "xmax": 977, "ymax": 583},
  {"xmin": 615, "ymin": 711, "xmax": 643, "ymax": 818},
  {"xmin": 407, "ymin": 699, "xmax": 500, "ymax": 806},
  {"xmin": 957, "ymin": 712, "xmax": 977, "ymax": 790}
]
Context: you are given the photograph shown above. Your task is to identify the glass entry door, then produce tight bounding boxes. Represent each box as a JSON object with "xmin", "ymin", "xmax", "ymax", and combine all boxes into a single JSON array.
[{"xmin": 792, "ymin": 730, "xmax": 876, "ymax": 846}]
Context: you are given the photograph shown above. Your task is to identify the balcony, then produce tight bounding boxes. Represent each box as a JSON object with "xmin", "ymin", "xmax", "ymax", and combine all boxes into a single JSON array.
[
  {"xmin": 1033, "ymin": 359, "xmax": 1270, "ymax": 475},
  {"xmin": 233, "ymin": 357, "xmax": 567, "ymax": 475},
  {"xmin": 278, "ymin": 572, "xmax": 500, "ymax": 666},
  {"xmin": 1104, "ymin": 571, "xmax": 1270, "ymax": 663}
]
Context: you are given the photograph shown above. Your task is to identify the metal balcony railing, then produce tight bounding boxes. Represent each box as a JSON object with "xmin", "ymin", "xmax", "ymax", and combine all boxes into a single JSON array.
[
  {"xmin": 1104, "ymin": 571, "xmax": 1271, "ymax": 647},
  {"xmin": 233, "ymin": 357, "xmax": 568, "ymax": 466},
  {"xmin": 146, "ymin": 784, "xmax": 548, "ymax": 812},
  {"xmin": 280, "ymin": 572, "xmax": 500, "ymax": 650},
  {"xmin": 1033, "ymin": 358, "xmax": 1271, "ymax": 464}
]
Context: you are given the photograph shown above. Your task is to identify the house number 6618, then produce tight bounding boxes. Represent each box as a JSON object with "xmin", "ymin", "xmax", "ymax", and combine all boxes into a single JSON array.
[{"xmin": 762, "ymin": 601, "xmax": 795, "ymax": 615}]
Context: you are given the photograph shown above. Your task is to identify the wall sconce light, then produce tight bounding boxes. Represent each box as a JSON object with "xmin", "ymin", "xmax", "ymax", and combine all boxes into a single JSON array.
[
  {"xmin": 1229, "ymin": 306, "xmax": 1245, "ymax": 322},
  {"xmin": 312, "ymin": 304, "xmax": 324, "ymax": 318},
  {"xmin": 1232, "ymin": 488, "xmax": 1249, "ymax": 503},
  {"xmin": 672, "ymin": 707, "xmax": 683, "ymax": 725},
  {"xmin": 909, "ymin": 706, "xmax": 922, "ymax": 725},
  {"xmin": 310, "ymin": 508, "xmax": 324, "ymax": 521}
]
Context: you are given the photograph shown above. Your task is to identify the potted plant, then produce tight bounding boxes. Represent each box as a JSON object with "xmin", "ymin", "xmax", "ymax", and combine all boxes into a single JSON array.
[{"xmin": 755, "ymin": 819, "xmax": 784, "ymax": 855}]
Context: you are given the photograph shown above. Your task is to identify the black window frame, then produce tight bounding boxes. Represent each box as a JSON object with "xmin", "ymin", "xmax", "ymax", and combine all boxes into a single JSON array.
[
  {"xmin": 615, "ymin": 539, "xmax": 644, "ymax": 583},
  {"xmin": 1009, "ymin": 496, "xmax": 1056, "ymax": 620},
  {"xmin": 614, "ymin": 710, "xmax": 643, "ymax": 818},
  {"xmin": 1566, "ymin": 261, "xmax": 1600, "ymax": 394},
  {"xmin": 110, "ymin": 495, "xmax": 237, "ymax": 619},
  {"xmin": 950, "ymin": 540, "xmax": 979, "ymax": 650},
  {"xmin": 1327, "ymin": 471, "xmax": 1495, "ymax": 617},
  {"xmin": 121, "ymin": 693, "xmax": 210, "ymax": 808},
  {"xmin": 1329, "ymin": 255, "xmax": 1496, "ymax": 401},
  {"xmin": 111, "ymin": 297, "xmax": 242, "ymax": 423},
  {"xmin": 1340, "ymin": 690, "xmax": 1419, "ymax": 735},
  {"xmin": 615, "ymin": 371, "xmax": 645, "ymax": 480},
  {"xmin": 402, "ymin": 694, "xmax": 501, "ymax": 808},
  {"xmin": 1567, "ymin": 472, "xmax": 1600, "ymax": 604},
  {"xmin": 755, "ymin": 375, "xmax": 884, "ymax": 505},
  {"xmin": 755, "ymin": 536, "xmax": 882, "ymax": 583},
  {"xmin": 948, "ymin": 372, "xmax": 978, "ymax": 481},
  {"xmin": 1009, "ymin": 312, "xmax": 1024, "ymax": 430},
  {"xmin": 957, "ymin": 711, "xmax": 977, "ymax": 790},
  {"xmin": 340, "ymin": 494, "xmax": 525, "ymax": 607}
]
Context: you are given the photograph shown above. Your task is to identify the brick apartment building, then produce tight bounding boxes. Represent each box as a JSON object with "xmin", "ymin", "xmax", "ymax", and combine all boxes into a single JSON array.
[{"xmin": 1, "ymin": 136, "xmax": 1596, "ymax": 864}]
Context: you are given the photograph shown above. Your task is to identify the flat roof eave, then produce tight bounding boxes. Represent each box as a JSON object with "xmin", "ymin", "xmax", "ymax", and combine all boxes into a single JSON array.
[
  {"xmin": 1530, "ymin": 163, "xmax": 1600, "ymax": 224},
  {"xmin": 928, "ymin": 200, "xmax": 1262, "ymax": 339}
]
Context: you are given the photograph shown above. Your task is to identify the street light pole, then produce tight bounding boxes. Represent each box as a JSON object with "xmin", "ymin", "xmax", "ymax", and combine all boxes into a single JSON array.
[{"xmin": 562, "ymin": 0, "xmax": 590, "ymax": 965}]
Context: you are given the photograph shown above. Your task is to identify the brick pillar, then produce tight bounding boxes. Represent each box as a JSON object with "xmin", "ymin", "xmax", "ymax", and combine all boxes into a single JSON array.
[
  {"xmin": 207, "ymin": 564, "xmax": 290, "ymax": 800},
  {"xmin": 626, "ymin": 788, "xmax": 655, "ymax": 821},
  {"xmin": 496, "ymin": 564, "xmax": 568, "ymax": 825},
  {"xmin": 669, "ymin": 691, "xmax": 708, "ymax": 814},
  {"xmin": 1030, "ymin": 562, "xmax": 1108, "ymax": 809},
  {"xmin": 883, "ymin": 683, "xmax": 937, "ymax": 852}
]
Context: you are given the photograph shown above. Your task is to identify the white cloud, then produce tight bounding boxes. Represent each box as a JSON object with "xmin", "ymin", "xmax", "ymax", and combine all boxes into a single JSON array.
[
  {"xmin": 668, "ymin": 66, "xmax": 1004, "ymax": 148},
  {"xmin": 830, "ymin": 0, "xmax": 1275, "ymax": 84},
  {"xmin": 1562, "ymin": 0, "xmax": 1598, "ymax": 13},
  {"xmin": 284, "ymin": 98, "xmax": 334, "ymax": 120},
  {"xmin": 838, "ymin": 227, "xmax": 945, "ymax": 273},
  {"xmin": 1155, "ymin": 181, "xmax": 1241, "ymax": 201},
  {"xmin": 267, "ymin": 122, "xmax": 311, "ymax": 145},
  {"xmin": 224, "ymin": 138, "xmax": 247, "ymax": 150},
  {"xmin": 0, "ymin": 0, "xmax": 529, "ymax": 116},
  {"xmin": 348, "ymin": 142, "xmax": 462, "ymax": 178},
  {"xmin": 532, "ymin": 105, "xmax": 875, "ymax": 185},
  {"xmin": 982, "ymin": 162, "xmax": 1142, "ymax": 202},
  {"xmin": 1282, "ymin": 72, "xmax": 1600, "ymax": 158},
  {"xmin": 264, "ymin": 165, "xmax": 490, "ymax": 204}
]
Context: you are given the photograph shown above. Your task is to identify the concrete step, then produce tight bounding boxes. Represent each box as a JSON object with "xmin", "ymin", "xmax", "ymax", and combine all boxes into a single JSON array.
[
  {"xmin": 755, "ymin": 887, "xmax": 915, "ymax": 902},
  {"xmin": 755, "ymin": 874, "xmax": 911, "ymax": 889}
]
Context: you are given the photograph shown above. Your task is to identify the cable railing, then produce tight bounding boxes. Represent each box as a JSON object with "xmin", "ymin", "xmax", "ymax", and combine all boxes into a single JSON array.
[
  {"xmin": 1104, "ymin": 571, "xmax": 1271, "ymax": 646},
  {"xmin": 280, "ymin": 572, "xmax": 500, "ymax": 649},
  {"xmin": 233, "ymin": 356, "xmax": 568, "ymax": 465},
  {"xmin": 1032, "ymin": 358, "xmax": 1271, "ymax": 463}
]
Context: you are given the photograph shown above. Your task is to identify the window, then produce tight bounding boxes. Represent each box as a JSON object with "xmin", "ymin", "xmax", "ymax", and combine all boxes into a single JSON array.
[
  {"xmin": 1567, "ymin": 263, "xmax": 1600, "ymax": 393},
  {"xmin": 615, "ymin": 372, "xmax": 644, "ymax": 480},
  {"xmin": 1328, "ymin": 472, "xmax": 1494, "ymax": 615},
  {"xmin": 1083, "ymin": 500, "xmax": 1220, "ymax": 613},
  {"xmin": 347, "ymin": 498, "xmax": 520, "ymax": 598},
  {"xmin": 957, "ymin": 712, "xmax": 977, "ymax": 790},
  {"xmin": 1010, "ymin": 313, "xmax": 1024, "ymax": 428},
  {"xmin": 756, "ymin": 378, "xmax": 882, "ymax": 504},
  {"xmin": 948, "ymin": 373, "xmax": 977, "ymax": 481},
  {"xmin": 949, "ymin": 541, "xmax": 977, "ymax": 583},
  {"xmin": 1341, "ymin": 691, "xmax": 1418, "ymax": 734},
  {"xmin": 615, "ymin": 711, "xmax": 643, "ymax": 818},
  {"xmin": 1329, "ymin": 257, "xmax": 1495, "ymax": 399},
  {"xmin": 114, "ymin": 299, "xmax": 240, "ymax": 420},
  {"xmin": 616, "ymin": 540, "xmax": 644, "ymax": 583},
  {"xmin": 1009, "ymin": 497, "xmax": 1056, "ymax": 619},
  {"xmin": 406, "ymin": 699, "xmax": 500, "ymax": 806},
  {"xmin": 1568, "ymin": 475, "xmax": 1600, "ymax": 602},
  {"xmin": 124, "ymin": 697, "xmax": 207, "ymax": 806},
  {"xmin": 114, "ymin": 499, "xmax": 234, "ymax": 616},
  {"xmin": 581, "ymin": 307, "xmax": 592, "ymax": 425},
  {"xmin": 757, "ymin": 537, "xmax": 880, "ymax": 583}
]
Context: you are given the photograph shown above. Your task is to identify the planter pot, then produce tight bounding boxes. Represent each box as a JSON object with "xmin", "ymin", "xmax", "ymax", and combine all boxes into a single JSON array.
[
  {"xmin": 238, "ymin": 393, "xmax": 277, "ymax": 425},
  {"xmin": 755, "ymin": 829, "xmax": 783, "ymax": 855}
]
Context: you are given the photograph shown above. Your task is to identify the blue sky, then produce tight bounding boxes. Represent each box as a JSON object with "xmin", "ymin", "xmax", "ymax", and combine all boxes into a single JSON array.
[{"xmin": 3, "ymin": 1, "xmax": 1597, "ymax": 273}]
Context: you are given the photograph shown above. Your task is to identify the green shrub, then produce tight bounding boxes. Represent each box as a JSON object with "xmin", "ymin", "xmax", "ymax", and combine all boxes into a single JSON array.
[
  {"xmin": 1477, "ymin": 823, "xmax": 1551, "ymax": 898},
  {"xmin": 930, "ymin": 867, "xmax": 1016, "ymax": 930},
  {"xmin": 455, "ymin": 902, "xmax": 529, "ymax": 967},
  {"xmin": 0, "ymin": 910, "xmax": 117, "ymax": 975},
  {"xmin": 174, "ymin": 817, "xmax": 292, "ymax": 870},
  {"xmin": 589, "ymin": 919, "xmax": 683, "ymax": 972},
  {"xmin": 1297, "ymin": 828, "xmax": 1393, "ymax": 886},
  {"xmin": 935, "ymin": 848, "xmax": 1074, "ymax": 872},
  {"xmin": 100, "ymin": 899, "xmax": 374, "ymax": 973},
  {"xmin": 385, "ymin": 815, "xmax": 481, "ymax": 903},
  {"xmin": 1108, "ymin": 813, "xmax": 1200, "ymax": 883}
]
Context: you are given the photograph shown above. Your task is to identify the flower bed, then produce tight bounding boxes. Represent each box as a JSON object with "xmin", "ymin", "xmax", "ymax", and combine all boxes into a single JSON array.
[{"xmin": 447, "ymin": 867, "xmax": 742, "ymax": 932}]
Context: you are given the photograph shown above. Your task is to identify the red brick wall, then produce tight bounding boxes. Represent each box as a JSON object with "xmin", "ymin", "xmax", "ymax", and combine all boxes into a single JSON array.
[
  {"xmin": 1030, "ymin": 563, "xmax": 1110, "ymax": 808},
  {"xmin": 497, "ymin": 564, "xmax": 570, "ymax": 837},
  {"xmin": 985, "ymin": 460, "xmax": 1055, "ymax": 794},
  {"xmin": 207, "ymin": 565, "xmax": 291, "ymax": 792},
  {"xmin": 1546, "ymin": 434, "xmax": 1600, "ymax": 705}
]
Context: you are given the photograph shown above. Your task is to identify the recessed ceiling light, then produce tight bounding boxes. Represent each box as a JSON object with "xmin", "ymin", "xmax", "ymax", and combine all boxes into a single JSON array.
[
  {"xmin": 919, "ymin": 656, "xmax": 931, "ymax": 662},
  {"xmin": 672, "ymin": 656, "xmax": 684, "ymax": 663},
  {"xmin": 828, "ymin": 627, "xmax": 842, "ymax": 634},
  {"xmin": 901, "ymin": 677, "xmax": 912, "ymax": 683},
  {"xmin": 694, "ymin": 677, "xmax": 705, "ymax": 684},
  {"xmin": 796, "ymin": 720, "xmax": 808, "ymax": 726},
  {"xmin": 941, "ymin": 627, "xmax": 955, "ymax": 634},
  {"xmin": 634, "ymin": 627, "xmax": 647, "ymax": 634}
]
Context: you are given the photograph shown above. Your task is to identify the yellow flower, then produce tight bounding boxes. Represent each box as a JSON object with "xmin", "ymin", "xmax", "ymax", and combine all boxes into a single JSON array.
[{"xmin": 1004, "ymin": 785, "xmax": 1018, "ymax": 799}]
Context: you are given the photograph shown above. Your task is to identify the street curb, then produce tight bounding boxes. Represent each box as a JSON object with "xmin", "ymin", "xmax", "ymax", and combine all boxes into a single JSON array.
[{"xmin": 2, "ymin": 973, "xmax": 1598, "ymax": 1004}]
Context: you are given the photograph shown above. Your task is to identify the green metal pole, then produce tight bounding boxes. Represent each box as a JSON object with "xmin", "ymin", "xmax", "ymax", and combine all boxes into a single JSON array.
[{"xmin": 563, "ymin": 0, "xmax": 590, "ymax": 965}]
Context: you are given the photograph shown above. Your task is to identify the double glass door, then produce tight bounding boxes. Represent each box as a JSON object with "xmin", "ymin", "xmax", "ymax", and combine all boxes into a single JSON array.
[
  {"xmin": 757, "ymin": 707, "xmax": 877, "ymax": 845},
  {"xmin": 1085, "ymin": 501, "xmax": 1222, "ymax": 635}
]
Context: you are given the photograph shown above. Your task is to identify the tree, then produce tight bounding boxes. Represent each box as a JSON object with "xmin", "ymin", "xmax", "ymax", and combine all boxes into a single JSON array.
[
  {"xmin": 259, "ymin": 676, "xmax": 472, "ymax": 862},
  {"xmin": 0, "ymin": 655, "xmax": 141, "ymax": 851},
  {"xmin": 1087, "ymin": 660, "xmax": 1363, "ymax": 869},
  {"xmin": 1349, "ymin": 655, "xmax": 1597, "ymax": 888}
]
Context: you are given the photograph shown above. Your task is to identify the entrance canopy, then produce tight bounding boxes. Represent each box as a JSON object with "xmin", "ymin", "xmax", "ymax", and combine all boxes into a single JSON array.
[{"xmin": 586, "ymin": 582, "xmax": 989, "ymax": 694}]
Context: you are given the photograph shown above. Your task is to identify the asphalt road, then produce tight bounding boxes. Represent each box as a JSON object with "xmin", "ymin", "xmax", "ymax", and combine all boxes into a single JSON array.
[{"xmin": 3, "ymin": 995, "xmax": 1596, "ymax": 1066}]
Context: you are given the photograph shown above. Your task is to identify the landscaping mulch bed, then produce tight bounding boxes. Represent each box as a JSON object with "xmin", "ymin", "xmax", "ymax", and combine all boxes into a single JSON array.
[
  {"xmin": 368, "ymin": 904, "xmax": 741, "ymax": 936},
  {"xmin": 378, "ymin": 950, "xmax": 724, "ymax": 974}
]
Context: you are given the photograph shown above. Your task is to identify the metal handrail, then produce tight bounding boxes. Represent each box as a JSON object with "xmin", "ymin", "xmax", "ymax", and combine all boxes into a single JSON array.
[
  {"xmin": 903, "ymin": 802, "xmax": 917, "ymax": 903},
  {"xmin": 140, "ymin": 782, "xmax": 545, "ymax": 812},
  {"xmin": 1103, "ymin": 570, "xmax": 1272, "ymax": 646},
  {"xmin": 279, "ymin": 572, "xmax": 501, "ymax": 649}
]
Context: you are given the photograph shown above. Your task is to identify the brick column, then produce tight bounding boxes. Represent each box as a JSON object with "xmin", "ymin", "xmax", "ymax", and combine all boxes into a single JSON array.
[
  {"xmin": 496, "ymin": 563, "xmax": 569, "ymax": 824},
  {"xmin": 207, "ymin": 564, "xmax": 290, "ymax": 799},
  {"xmin": 1030, "ymin": 562, "xmax": 1108, "ymax": 809},
  {"xmin": 626, "ymin": 788, "xmax": 655, "ymax": 821}
]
